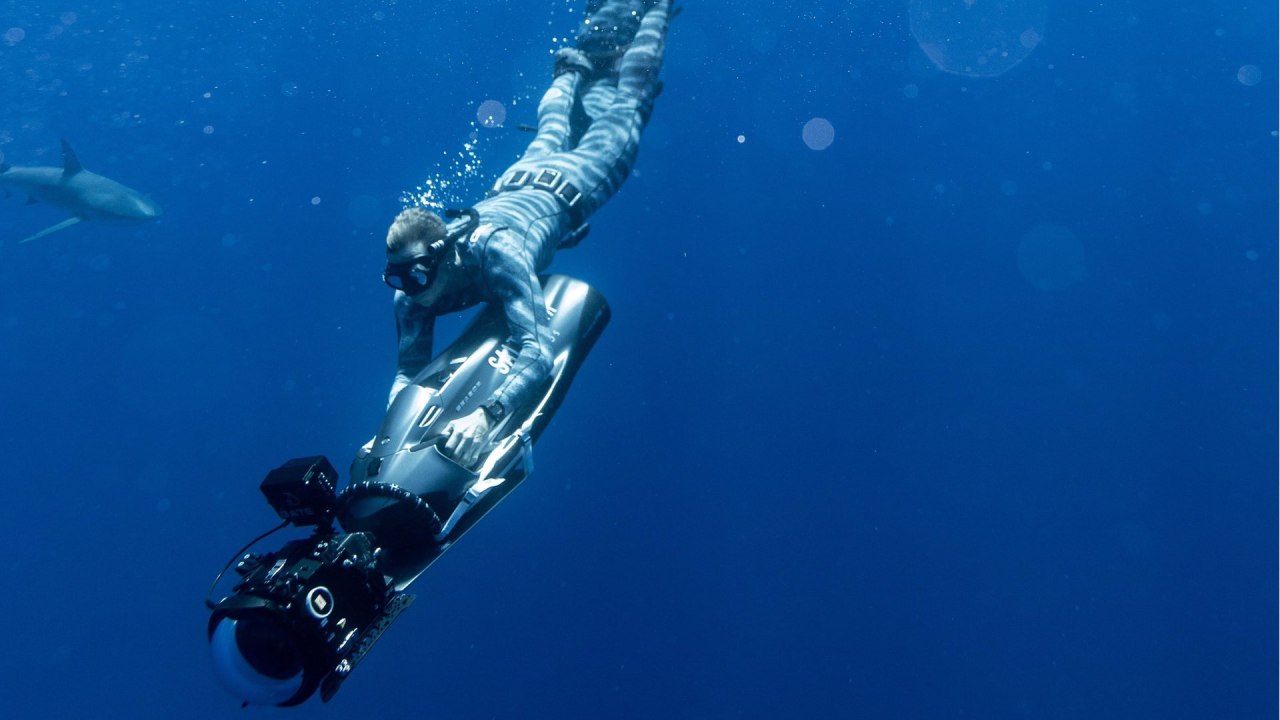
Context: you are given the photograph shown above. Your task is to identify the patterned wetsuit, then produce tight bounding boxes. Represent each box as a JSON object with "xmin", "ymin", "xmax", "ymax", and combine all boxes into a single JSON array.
[{"xmin": 392, "ymin": 0, "xmax": 670, "ymax": 415}]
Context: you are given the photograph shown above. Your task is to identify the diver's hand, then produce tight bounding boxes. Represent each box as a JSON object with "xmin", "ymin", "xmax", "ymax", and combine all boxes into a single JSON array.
[{"xmin": 442, "ymin": 407, "xmax": 495, "ymax": 469}]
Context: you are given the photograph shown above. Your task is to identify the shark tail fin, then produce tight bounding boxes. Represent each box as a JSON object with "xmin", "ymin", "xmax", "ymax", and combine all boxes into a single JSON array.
[
  {"xmin": 60, "ymin": 139, "xmax": 83, "ymax": 176},
  {"xmin": 20, "ymin": 216, "xmax": 82, "ymax": 243}
]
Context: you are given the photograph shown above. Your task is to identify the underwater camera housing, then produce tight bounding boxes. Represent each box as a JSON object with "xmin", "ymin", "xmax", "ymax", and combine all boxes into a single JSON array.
[
  {"xmin": 207, "ymin": 276, "xmax": 610, "ymax": 706},
  {"xmin": 207, "ymin": 457, "xmax": 408, "ymax": 706}
]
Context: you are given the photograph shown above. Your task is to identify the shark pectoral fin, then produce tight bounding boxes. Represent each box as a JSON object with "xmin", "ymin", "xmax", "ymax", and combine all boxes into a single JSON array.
[{"xmin": 20, "ymin": 216, "xmax": 82, "ymax": 243}]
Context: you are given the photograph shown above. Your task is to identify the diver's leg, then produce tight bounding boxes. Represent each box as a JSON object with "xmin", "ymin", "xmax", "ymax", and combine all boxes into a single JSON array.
[
  {"xmin": 576, "ymin": 0, "xmax": 649, "ymax": 77},
  {"xmin": 578, "ymin": 77, "xmax": 618, "ymax": 124},
  {"xmin": 573, "ymin": 0, "xmax": 671, "ymax": 135},
  {"xmin": 518, "ymin": 52, "xmax": 590, "ymax": 160},
  {"xmin": 573, "ymin": 0, "xmax": 670, "ymax": 158},
  {"xmin": 615, "ymin": 0, "xmax": 669, "ymax": 104},
  {"xmin": 561, "ymin": 101, "xmax": 643, "ymax": 216},
  {"xmin": 544, "ymin": 0, "xmax": 670, "ymax": 218},
  {"xmin": 509, "ymin": 0, "xmax": 667, "ymax": 221}
]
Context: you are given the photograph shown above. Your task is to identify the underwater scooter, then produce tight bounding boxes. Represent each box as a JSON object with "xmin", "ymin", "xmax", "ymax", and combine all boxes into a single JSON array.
[{"xmin": 205, "ymin": 275, "xmax": 609, "ymax": 706}]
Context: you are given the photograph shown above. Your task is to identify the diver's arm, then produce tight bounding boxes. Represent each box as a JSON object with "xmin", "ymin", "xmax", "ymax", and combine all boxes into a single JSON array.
[
  {"xmin": 439, "ymin": 232, "xmax": 552, "ymax": 468},
  {"xmin": 480, "ymin": 232, "xmax": 554, "ymax": 419},
  {"xmin": 390, "ymin": 290, "xmax": 436, "ymax": 406}
]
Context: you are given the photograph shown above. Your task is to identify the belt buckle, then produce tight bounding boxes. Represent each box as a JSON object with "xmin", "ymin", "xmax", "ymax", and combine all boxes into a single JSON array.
[
  {"xmin": 555, "ymin": 181, "xmax": 582, "ymax": 207},
  {"xmin": 504, "ymin": 169, "xmax": 533, "ymax": 191},
  {"xmin": 533, "ymin": 168, "xmax": 562, "ymax": 191}
]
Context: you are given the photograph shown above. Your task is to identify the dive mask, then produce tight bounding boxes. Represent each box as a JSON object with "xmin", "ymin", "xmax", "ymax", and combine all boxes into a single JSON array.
[
  {"xmin": 383, "ymin": 255, "xmax": 439, "ymax": 296},
  {"xmin": 382, "ymin": 208, "xmax": 477, "ymax": 296}
]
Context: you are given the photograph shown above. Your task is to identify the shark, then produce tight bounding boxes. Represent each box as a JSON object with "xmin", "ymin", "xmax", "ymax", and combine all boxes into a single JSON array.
[{"xmin": 0, "ymin": 139, "xmax": 162, "ymax": 243}]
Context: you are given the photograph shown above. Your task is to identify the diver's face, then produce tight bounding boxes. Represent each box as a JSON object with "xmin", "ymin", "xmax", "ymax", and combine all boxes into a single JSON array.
[
  {"xmin": 384, "ymin": 239, "xmax": 440, "ymax": 301},
  {"xmin": 384, "ymin": 239, "xmax": 460, "ymax": 305}
]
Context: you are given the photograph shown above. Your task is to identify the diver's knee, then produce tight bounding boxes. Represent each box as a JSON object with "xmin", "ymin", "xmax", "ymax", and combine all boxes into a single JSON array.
[{"xmin": 553, "ymin": 47, "xmax": 594, "ymax": 78}]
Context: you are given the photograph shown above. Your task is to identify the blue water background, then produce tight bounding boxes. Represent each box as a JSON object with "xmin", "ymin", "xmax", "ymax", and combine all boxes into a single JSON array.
[{"xmin": 0, "ymin": 1, "xmax": 1275, "ymax": 717}]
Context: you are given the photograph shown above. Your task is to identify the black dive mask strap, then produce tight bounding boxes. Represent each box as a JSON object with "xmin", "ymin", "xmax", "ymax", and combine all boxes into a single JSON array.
[{"xmin": 443, "ymin": 208, "xmax": 480, "ymax": 243}]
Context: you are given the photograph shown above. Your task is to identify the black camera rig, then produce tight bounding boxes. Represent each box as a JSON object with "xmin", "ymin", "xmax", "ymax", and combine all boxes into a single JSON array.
[{"xmin": 206, "ymin": 276, "xmax": 609, "ymax": 706}]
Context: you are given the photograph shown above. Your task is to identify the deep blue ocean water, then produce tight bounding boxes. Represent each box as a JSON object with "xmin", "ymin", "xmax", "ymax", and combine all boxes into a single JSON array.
[{"xmin": 0, "ymin": 1, "xmax": 1275, "ymax": 717}]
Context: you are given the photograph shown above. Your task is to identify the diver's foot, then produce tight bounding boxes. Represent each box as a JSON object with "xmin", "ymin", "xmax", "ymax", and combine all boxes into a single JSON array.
[{"xmin": 553, "ymin": 47, "xmax": 594, "ymax": 78}]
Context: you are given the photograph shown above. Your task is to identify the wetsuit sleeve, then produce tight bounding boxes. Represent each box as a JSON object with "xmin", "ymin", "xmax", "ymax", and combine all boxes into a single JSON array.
[
  {"xmin": 390, "ymin": 290, "xmax": 436, "ymax": 406},
  {"xmin": 478, "ymin": 230, "xmax": 554, "ymax": 418}
]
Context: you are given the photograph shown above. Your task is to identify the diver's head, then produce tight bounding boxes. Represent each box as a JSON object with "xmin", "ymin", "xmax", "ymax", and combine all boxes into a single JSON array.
[{"xmin": 384, "ymin": 207, "xmax": 456, "ymax": 303}]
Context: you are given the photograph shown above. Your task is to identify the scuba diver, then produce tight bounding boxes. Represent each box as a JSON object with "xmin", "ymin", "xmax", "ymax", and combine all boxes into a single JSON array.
[
  {"xmin": 205, "ymin": 0, "xmax": 672, "ymax": 707},
  {"xmin": 384, "ymin": 0, "xmax": 672, "ymax": 469}
]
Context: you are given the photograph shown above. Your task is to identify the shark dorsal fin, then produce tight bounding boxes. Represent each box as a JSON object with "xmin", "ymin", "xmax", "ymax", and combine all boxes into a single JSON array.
[{"xmin": 60, "ymin": 139, "xmax": 83, "ymax": 176}]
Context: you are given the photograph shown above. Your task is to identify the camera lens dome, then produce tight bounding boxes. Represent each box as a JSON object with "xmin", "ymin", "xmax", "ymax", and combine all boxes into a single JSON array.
[{"xmin": 210, "ymin": 615, "xmax": 305, "ymax": 705}]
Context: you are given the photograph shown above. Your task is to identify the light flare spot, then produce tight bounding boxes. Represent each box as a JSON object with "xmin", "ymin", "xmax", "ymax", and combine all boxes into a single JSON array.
[
  {"xmin": 1017, "ymin": 224, "xmax": 1086, "ymax": 292},
  {"xmin": 910, "ymin": 0, "xmax": 1047, "ymax": 78},
  {"xmin": 1237, "ymin": 65, "xmax": 1262, "ymax": 86},
  {"xmin": 802, "ymin": 117, "xmax": 835, "ymax": 151},
  {"xmin": 477, "ymin": 99, "xmax": 506, "ymax": 128}
]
